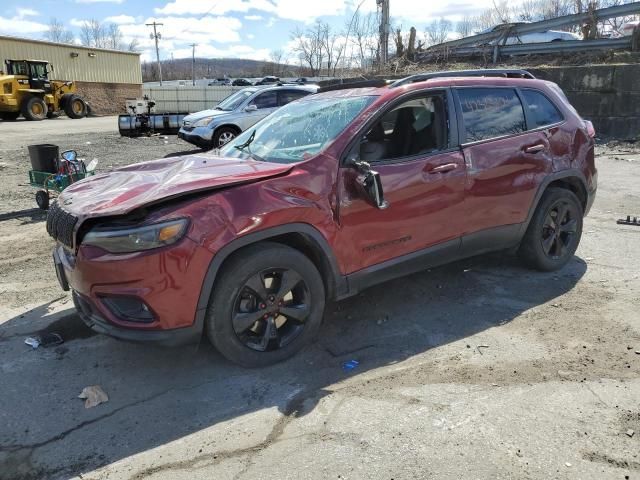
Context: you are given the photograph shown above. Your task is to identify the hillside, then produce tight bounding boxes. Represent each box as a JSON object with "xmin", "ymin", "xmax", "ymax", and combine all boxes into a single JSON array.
[{"xmin": 142, "ymin": 57, "xmax": 299, "ymax": 81}]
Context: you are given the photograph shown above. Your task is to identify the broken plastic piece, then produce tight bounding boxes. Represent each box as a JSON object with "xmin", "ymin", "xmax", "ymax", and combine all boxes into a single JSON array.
[
  {"xmin": 78, "ymin": 385, "xmax": 109, "ymax": 408},
  {"xmin": 24, "ymin": 337, "xmax": 40, "ymax": 349},
  {"xmin": 342, "ymin": 359, "xmax": 360, "ymax": 372}
]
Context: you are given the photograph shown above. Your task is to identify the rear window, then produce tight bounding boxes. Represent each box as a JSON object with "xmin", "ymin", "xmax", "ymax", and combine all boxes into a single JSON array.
[
  {"xmin": 521, "ymin": 89, "xmax": 564, "ymax": 128},
  {"xmin": 457, "ymin": 88, "xmax": 526, "ymax": 142}
]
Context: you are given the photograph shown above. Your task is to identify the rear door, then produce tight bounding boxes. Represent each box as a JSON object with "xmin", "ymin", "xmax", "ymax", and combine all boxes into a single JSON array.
[
  {"xmin": 454, "ymin": 87, "xmax": 554, "ymax": 251},
  {"xmin": 278, "ymin": 89, "xmax": 311, "ymax": 107}
]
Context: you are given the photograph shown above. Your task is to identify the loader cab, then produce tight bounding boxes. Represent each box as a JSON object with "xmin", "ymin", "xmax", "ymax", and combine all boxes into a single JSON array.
[{"xmin": 5, "ymin": 60, "xmax": 52, "ymax": 92}]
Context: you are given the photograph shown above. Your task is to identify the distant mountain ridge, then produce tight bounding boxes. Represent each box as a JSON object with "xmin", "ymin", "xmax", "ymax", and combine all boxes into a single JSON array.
[{"xmin": 142, "ymin": 57, "xmax": 297, "ymax": 81}]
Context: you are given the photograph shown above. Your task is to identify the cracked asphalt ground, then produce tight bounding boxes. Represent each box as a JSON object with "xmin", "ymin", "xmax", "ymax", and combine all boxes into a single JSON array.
[{"xmin": 0, "ymin": 117, "xmax": 639, "ymax": 480}]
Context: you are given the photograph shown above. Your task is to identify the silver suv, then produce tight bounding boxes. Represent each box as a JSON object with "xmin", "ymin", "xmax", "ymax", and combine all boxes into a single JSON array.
[{"xmin": 178, "ymin": 85, "xmax": 318, "ymax": 149}]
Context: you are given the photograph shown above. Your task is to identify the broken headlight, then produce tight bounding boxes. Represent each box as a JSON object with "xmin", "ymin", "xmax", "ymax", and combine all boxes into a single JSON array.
[{"xmin": 82, "ymin": 218, "xmax": 189, "ymax": 253}]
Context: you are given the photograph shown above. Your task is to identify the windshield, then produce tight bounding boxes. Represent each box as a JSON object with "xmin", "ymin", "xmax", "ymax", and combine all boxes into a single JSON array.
[
  {"xmin": 216, "ymin": 89, "xmax": 254, "ymax": 111},
  {"xmin": 220, "ymin": 95, "xmax": 376, "ymax": 164}
]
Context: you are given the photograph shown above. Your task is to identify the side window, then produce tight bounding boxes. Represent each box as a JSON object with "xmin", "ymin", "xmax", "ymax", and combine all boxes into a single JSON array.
[
  {"xmin": 278, "ymin": 90, "xmax": 309, "ymax": 106},
  {"xmin": 521, "ymin": 89, "xmax": 564, "ymax": 129},
  {"xmin": 359, "ymin": 94, "xmax": 449, "ymax": 162},
  {"xmin": 457, "ymin": 88, "xmax": 526, "ymax": 142},
  {"xmin": 249, "ymin": 91, "xmax": 278, "ymax": 109}
]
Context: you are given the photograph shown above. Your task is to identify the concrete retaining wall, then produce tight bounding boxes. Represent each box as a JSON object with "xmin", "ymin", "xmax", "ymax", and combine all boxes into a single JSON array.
[{"xmin": 530, "ymin": 64, "xmax": 640, "ymax": 139}]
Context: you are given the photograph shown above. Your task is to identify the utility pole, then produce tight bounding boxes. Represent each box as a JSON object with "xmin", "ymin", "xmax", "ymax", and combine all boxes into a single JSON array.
[
  {"xmin": 190, "ymin": 43, "xmax": 196, "ymax": 86},
  {"xmin": 146, "ymin": 21, "xmax": 163, "ymax": 85},
  {"xmin": 377, "ymin": 0, "xmax": 390, "ymax": 66}
]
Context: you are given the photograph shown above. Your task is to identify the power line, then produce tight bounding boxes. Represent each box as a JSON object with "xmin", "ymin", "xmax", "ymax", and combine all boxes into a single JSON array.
[{"xmin": 146, "ymin": 21, "xmax": 164, "ymax": 85}]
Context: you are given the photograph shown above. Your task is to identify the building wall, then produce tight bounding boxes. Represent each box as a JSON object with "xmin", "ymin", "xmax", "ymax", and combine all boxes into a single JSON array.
[
  {"xmin": 0, "ymin": 35, "xmax": 142, "ymax": 115},
  {"xmin": 0, "ymin": 35, "xmax": 141, "ymax": 84}
]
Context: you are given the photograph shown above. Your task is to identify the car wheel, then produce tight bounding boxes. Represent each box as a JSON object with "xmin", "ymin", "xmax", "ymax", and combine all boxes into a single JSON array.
[
  {"xmin": 22, "ymin": 97, "xmax": 48, "ymax": 121},
  {"xmin": 35, "ymin": 190, "xmax": 50, "ymax": 210},
  {"xmin": 205, "ymin": 242, "xmax": 326, "ymax": 367},
  {"xmin": 212, "ymin": 127, "xmax": 237, "ymax": 148},
  {"xmin": 518, "ymin": 187, "xmax": 583, "ymax": 271}
]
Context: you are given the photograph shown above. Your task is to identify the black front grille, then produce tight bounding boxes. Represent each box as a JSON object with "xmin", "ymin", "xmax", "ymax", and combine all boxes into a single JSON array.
[{"xmin": 46, "ymin": 202, "xmax": 78, "ymax": 248}]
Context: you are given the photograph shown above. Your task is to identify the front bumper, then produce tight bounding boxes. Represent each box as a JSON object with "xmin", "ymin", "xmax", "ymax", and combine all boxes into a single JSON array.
[
  {"xmin": 73, "ymin": 291, "xmax": 203, "ymax": 346},
  {"xmin": 53, "ymin": 236, "xmax": 212, "ymax": 346},
  {"xmin": 178, "ymin": 126, "xmax": 213, "ymax": 149}
]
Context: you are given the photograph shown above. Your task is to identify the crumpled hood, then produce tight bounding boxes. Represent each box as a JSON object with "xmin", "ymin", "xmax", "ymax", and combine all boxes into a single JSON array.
[
  {"xmin": 58, "ymin": 153, "xmax": 293, "ymax": 218},
  {"xmin": 183, "ymin": 108, "xmax": 229, "ymax": 124}
]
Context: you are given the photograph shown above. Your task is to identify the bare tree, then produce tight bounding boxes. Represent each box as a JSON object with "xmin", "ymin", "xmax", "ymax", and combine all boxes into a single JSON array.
[
  {"xmin": 350, "ymin": 11, "xmax": 377, "ymax": 71},
  {"xmin": 392, "ymin": 25, "xmax": 404, "ymax": 57},
  {"xmin": 128, "ymin": 38, "xmax": 140, "ymax": 52},
  {"xmin": 269, "ymin": 49, "xmax": 284, "ymax": 75},
  {"xmin": 80, "ymin": 19, "xmax": 107, "ymax": 48},
  {"xmin": 44, "ymin": 18, "xmax": 75, "ymax": 44},
  {"xmin": 80, "ymin": 19, "xmax": 134, "ymax": 51},
  {"xmin": 290, "ymin": 26, "xmax": 321, "ymax": 76},
  {"xmin": 425, "ymin": 18, "xmax": 452, "ymax": 46},
  {"xmin": 456, "ymin": 16, "xmax": 476, "ymax": 38},
  {"xmin": 106, "ymin": 23, "xmax": 123, "ymax": 50}
]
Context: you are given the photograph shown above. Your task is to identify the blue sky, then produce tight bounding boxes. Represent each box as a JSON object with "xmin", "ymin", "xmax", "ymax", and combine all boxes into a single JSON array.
[{"xmin": 0, "ymin": 0, "xmax": 497, "ymax": 63}]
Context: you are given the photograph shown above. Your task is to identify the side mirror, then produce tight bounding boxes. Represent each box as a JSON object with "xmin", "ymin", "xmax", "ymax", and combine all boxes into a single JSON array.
[
  {"xmin": 61, "ymin": 150, "xmax": 77, "ymax": 162},
  {"xmin": 348, "ymin": 158, "xmax": 389, "ymax": 210},
  {"xmin": 245, "ymin": 104, "xmax": 258, "ymax": 112}
]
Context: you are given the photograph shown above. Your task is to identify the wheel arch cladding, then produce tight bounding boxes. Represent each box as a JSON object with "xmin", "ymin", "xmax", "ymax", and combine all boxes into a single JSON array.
[
  {"xmin": 547, "ymin": 177, "xmax": 587, "ymax": 212},
  {"xmin": 215, "ymin": 124, "xmax": 241, "ymax": 136},
  {"xmin": 195, "ymin": 224, "xmax": 346, "ymax": 314}
]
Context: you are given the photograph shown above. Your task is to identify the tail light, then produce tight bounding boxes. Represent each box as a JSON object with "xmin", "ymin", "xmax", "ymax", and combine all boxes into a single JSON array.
[{"xmin": 585, "ymin": 120, "xmax": 596, "ymax": 138}]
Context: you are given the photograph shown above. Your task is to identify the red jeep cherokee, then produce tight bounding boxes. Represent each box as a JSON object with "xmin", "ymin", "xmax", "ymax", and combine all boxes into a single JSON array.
[{"xmin": 47, "ymin": 70, "xmax": 597, "ymax": 367}]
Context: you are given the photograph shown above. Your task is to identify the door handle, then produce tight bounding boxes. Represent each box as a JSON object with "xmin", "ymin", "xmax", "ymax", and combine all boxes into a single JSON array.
[
  {"xmin": 524, "ymin": 144, "xmax": 545, "ymax": 154},
  {"xmin": 428, "ymin": 163, "xmax": 458, "ymax": 174}
]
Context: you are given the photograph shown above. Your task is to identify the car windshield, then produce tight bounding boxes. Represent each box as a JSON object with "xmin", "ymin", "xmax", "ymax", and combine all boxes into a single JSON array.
[
  {"xmin": 216, "ymin": 90, "xmax": 253, "ymax": 111},
  {"xmin": 220, "ymin": 95, "xmax": 376, "ymax": 164}
]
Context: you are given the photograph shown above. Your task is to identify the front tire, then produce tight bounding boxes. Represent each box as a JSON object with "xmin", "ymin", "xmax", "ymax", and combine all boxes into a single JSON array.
[
  {"xmin": 212, "ymin": 126, "xmax": 238, "ymax": 149},
  {"xmin": 64, "ymin": 95, "xmax": 87, "ymax": 119},
  {"xmin": 205, "ymin": 242, "xmax": 326, "ymax": 367},
  {"xmin": 518, "ymin": 187, "xmax": 583, "ymax": 271}
]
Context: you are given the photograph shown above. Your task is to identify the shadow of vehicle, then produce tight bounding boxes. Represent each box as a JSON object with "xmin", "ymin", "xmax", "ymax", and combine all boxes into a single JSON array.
[
  {"xmin": 0, "ymin": 208, "xmax": 47, "ymax": 224},
  {"xmin": 0, "ymin": 253, "xmax": 587, "ymax": 479}
]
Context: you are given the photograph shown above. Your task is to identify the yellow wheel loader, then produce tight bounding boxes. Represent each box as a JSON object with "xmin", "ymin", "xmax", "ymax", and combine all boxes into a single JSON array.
[{"xmin": 0, "ymin": 59, "xmax": 88, "ymax": 121}]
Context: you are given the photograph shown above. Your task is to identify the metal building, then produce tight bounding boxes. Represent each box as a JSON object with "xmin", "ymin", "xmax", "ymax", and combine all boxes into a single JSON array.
[{"xmin": 0, "ymin": 35, "xmax": 142, "ymax": 114}]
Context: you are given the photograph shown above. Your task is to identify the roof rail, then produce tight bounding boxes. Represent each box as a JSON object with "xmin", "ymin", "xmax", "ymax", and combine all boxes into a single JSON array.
[
  {"xmin": 317, "ymin": 79, "xmax": 388, "ymax": 93},
  {"xmin": 389, "ymin": 69, "xmax": 535, "ymax": 88}
]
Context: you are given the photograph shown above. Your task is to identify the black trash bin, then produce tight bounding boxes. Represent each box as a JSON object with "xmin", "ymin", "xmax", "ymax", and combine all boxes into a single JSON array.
[{"xmin": 28, "ymin": 144, "xmax": 59, "ymax": 173}]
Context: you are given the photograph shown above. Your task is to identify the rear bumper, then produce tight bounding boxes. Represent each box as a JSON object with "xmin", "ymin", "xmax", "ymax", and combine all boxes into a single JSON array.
[
  {"xmin": 73, "ymin": 291, "xmax": 204, "ymax": 346},
  {"xmin": 585, "ymin": 170, "xmax": 597, "ymax": 216}
]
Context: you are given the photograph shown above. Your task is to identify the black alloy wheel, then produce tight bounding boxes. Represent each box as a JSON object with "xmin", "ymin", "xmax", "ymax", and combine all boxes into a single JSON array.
[
  {"xmin": 540, "ymin": 199, "xmax": 579, "ymax": 259},
  {"xmin": 206, "ymin": 242, "xmax": 325, "ymax": 367},
  {"xmin": 232, "ymin": 268, "xmax": 310, "ymax": 352},
  {"xmin": 519, "ymin": 187, "xmax": 583, "ymax": 271}
]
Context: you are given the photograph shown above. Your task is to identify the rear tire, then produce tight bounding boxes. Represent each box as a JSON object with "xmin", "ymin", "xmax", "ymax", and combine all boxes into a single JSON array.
[
  {"xmin": 22, "ymin": 97, "xmax": 48, "ymax": 121},
  {"xmin": 518, "ymin": 187, "xmax": 583, "ymax": 271},
  {"xmin": 205, "ymin": 242, "xmax": 325, "ymax": 367},
  {"xmin": 64, "ymin": 95, "xmax": 87, "ymax": 119}
]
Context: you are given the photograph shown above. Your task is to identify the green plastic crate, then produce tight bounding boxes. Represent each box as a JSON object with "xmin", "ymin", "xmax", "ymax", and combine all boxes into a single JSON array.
[{"xmin": 29, "ymin": 170, "xmax": 94, "ymax": 192}]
